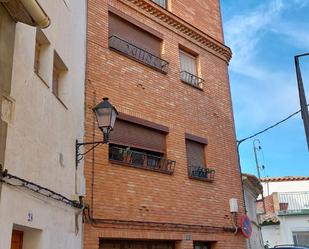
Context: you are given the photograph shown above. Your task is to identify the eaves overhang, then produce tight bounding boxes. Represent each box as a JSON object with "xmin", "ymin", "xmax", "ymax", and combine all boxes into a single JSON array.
[
  {"xmin": 117, "ymin": 0, "xmax": 232, "ymax": 63},
  {"xmin": 1, "ymin": 0, "xmax": 50, "ymax": 28}
]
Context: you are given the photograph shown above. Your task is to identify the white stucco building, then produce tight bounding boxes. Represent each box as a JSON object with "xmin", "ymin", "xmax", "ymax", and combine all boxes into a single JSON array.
[
  {"xmin": 242, "ymin": 173, "xmax": 264, "ymax": 249},
  {"xmin": 0, "ymin": 0, "xmax": 86, "ymax": 248},
  {"xmin": 260, "ymin": 177, "xmax": 309, "ymax": 247}
]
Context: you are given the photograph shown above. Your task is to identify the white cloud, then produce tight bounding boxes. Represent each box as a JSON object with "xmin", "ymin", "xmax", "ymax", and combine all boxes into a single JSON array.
[
  {"xmin": 269, "ymin": 22, "xmax": 309, "ymax": 48},
  {"xmin": 224, "ymin": 0, "xmax": 284, "ymax": 74},
  {"xmin": 223, "ymin": 0, "xmax": 309, "ymax": 132}
]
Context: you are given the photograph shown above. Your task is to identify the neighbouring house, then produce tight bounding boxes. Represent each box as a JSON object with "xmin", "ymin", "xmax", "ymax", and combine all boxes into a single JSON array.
[
  {"xmin": 0, "ymin": 0, "xmax": 86, "ymax": 249},
  {"xmin": 84, "ymin": 1, "xmax": 246, "ymax": 249},
  {"xmin": 258, "ymin": 176, "xmax": 309, "ymax": 247},
  {"xmin": 242, "ymin": 173, "xmax": 264, "ymax": 249}
]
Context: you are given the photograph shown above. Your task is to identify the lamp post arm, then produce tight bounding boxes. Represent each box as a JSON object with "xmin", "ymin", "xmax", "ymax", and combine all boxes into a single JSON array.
[{"xmin": 75, "ymin": 140, "xmax": 108, "ymax": 168}]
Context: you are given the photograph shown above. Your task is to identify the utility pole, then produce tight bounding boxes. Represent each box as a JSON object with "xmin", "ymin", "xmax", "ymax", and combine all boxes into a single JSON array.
[
  {"xmin": 295, "ymin": 53, "xmax": 309, "ymax": 151},
  {"xmin": 253, "ymin": 139, "xmax": 262, "ymax": 179}
]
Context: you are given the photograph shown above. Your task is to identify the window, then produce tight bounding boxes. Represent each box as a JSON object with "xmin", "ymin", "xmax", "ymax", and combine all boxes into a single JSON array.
[
  {"xmin": 293, "ymin": 231, "xmax": 309, "ymax": 246},
  {"xmin": 52, "ymin": 67, "xmax": 59, "ymax": 96},
  {"xmin": 179, "ymin": 49, "xmax": 204, "ymax": 89},
  {"xmin": 34, "ymin": 29, "xmax": 50, "ymax": 85},
  {"xmin": 152, "ymin": 0, "xmax": 167, "ymax": 8},
  {"xmin": 109, "ymin": 119, "xmax": 175, "ymax": 174},
  {"xmin": 194, "ymin": 242, "xmax": 210, "ymax": 249},
  {"xmin": 52, "ymin": 50, "xmax": 68, "ymax": 106},
  {"xmin": 34, "ymin": 41, "xmax": 40, "ymax": 74},
  {"xmin": 186, "ymin": 139, "xmax": 205, "ymax": 168},
  {"xmin": 185, "ymin": 135, "xmax": 215, "ymax": 181},
  {"xmin": 108, "ymin": 12, "xmax": 168, "ymax": 73}
]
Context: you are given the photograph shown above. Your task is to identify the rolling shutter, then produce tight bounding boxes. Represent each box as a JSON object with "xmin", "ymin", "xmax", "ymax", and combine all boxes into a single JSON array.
[
  {"xmin": 186, "ymin": 139, "xmax": 205, "ymax": 167},
  {"xmin": 110, "ymin": 119, "xmax": 166, "ymax": 153},
  {"xmin": 179, "ymin": 50, "xmax": 197, "ymax": 75},
  {"xmin": 109, "ymin": 12, "xmax": 161, "ymax": 56}
]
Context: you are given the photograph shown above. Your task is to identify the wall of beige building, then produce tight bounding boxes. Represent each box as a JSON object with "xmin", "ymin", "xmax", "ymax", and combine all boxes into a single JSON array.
[
  {"xmin": 0, "ymin": 0, "xmax": 86, "ymax": 248},
  {"xmin": 0, "ymin": 4, "xmax": 15, "ymax": 176}
]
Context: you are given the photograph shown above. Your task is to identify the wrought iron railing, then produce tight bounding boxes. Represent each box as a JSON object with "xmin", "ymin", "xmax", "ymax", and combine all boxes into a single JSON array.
[
  {"xmin": 109, "ymin": 35, "xmax": 169, "ymax": 73},
  {"xmin": 188, "ymin": 165, "xmax": 215, "ymax": 181},
  {"xmin": 109, "ymin": 146, "xmax": 176, "ymax": 174},
  {"xmin": 180, "ymin": 71, "xmax": 204, "ymax": 89},
  {"xmin": 278, "ymin": 192, "xmax": 309, "ymax": 215}
]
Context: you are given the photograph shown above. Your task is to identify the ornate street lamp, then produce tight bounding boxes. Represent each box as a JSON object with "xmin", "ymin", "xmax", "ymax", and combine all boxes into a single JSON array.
[
  {"xmin": 93, "ymin": 97, "xmax": 118, "ymax": 142},
  {"xmin": 75, "ymin": 97, "xmax": 118, "ymax": 167}
]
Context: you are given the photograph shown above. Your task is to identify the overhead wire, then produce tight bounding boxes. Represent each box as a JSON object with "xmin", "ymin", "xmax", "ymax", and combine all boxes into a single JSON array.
[{"xmin": 237, "ymin": 104, "xmax": 309, "ymax": 144}]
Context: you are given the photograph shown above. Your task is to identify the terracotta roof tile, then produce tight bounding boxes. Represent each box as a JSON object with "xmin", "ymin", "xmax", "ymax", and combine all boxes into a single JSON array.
[{"xmin": 261, "ymin": 176, "xmax": 309, "ymax": 182}]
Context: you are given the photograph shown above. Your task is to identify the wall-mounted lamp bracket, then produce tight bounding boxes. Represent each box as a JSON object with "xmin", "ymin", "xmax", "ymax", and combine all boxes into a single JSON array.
[{"xmin": 75, "ymin": 139, "xmax": 109, "ymax": 168}]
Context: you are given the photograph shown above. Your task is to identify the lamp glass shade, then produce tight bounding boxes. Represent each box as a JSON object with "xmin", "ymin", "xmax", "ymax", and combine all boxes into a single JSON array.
[
  {"xmin": 95, "ymin": 108, "xmax": 112, "ymax": 130},
  {"xmin": 110, "ymin": 107, "xmax": 117, "ymax": 129},
  {"xmin": 93, "ymin": 98, "xmax": 118, "ymax": 135}
]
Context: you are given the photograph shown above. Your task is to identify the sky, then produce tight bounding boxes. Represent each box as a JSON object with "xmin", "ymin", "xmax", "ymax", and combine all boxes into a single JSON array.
[{"xmin": 220, "ymin": 0, "xmax": 309, "ymax": 177}]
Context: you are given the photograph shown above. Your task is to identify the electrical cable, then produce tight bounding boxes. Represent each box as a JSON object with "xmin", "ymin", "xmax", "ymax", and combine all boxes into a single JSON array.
[
  {"xmin": 0, "ymin": 168, "xmax": 83, "ymax": 209},
  {"xmin": 83, "ymin": 205, "xmax": 237, "ymax": 234},
  {"xmin": 236, "ymin": 105, "xmax": 308, "ymax": 216},
  {"xmin": 237, "ymin": 104, "xmax": 309, "ymax": 144}
]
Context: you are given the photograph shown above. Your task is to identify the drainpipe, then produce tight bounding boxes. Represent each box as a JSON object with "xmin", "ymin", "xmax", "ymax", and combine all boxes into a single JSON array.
[{"xmin": 20, "ymin": 0, "xmax": 50, "ymax": 28}]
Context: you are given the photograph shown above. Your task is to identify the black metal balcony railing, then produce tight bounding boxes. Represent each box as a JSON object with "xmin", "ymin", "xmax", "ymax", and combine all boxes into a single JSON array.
[
  {"xmin": 109, "ymin": 146, "xmax": 176, "ymax": 174},
  {"xmin": 278, "ymin": 192, "xmax": 309, "ymax": 215},
  {"xmin": 188, "ymin": 165, "xmax": 215, "ymax": 182},
  {"xmin": 109, "ymin": 36, "xmax": 169, "ymax": 73},
  {"xmin": 180, "ymin": 71, "xmax": 204, "ymax": 89}
]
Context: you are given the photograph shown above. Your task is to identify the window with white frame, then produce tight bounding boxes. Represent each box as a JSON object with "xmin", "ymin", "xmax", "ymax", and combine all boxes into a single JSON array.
[
  {"xmin": 52, "ymin": 50, "xmax": 68, "ymax": 106},
  {"xmin": 179, "ymin": 49, "xmax": 197, "ymax": 76},
  {"xmin": 34, "ymin": 29, "xmax": 50, "ymax": 85},
  {"xmin": 179, "ymin": 49, "xmax": 204, "ymax": 89}
]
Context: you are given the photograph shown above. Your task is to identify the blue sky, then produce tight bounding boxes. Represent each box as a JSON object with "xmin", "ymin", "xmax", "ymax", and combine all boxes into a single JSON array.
[{"xmin": 221, "ymin": 0, "xmax": 309, "ymax": 177}]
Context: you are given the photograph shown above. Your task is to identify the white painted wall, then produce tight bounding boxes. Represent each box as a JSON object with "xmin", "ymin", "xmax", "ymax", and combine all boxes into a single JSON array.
[
  {"xmin": 262, "ymin": 216, "xmax": 309, "ymax": 247},
  {"xmin": 262, "ymin": 180, "xmax": 309, "ymax": 196},
  {"xmin": 0, "ymin": 0, "xmax": 86, "ymax": 248},
  {"xmin": 261, "ymin": 180, "xmax": 309, "ymax": 247},
  {"xmin": 244, "ymin": 183, "xmax": 264, "ymax": 249},
  {"xmin": 262, "ymin": 225, "xmax": 281, "ymax": 248}
]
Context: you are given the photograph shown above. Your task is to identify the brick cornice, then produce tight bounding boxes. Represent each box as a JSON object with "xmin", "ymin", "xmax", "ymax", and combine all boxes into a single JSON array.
[{"xmin": 118, "ymin": 0, "xmax": 232, "ymax": 63}]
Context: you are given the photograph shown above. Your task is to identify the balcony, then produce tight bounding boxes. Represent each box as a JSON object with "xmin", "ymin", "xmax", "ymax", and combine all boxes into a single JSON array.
[
  {"xmin": 188, "ymin": 165, "xmax": 215, "ymax": 182},
  {"xmin": 180, "ymin": 71, "xmax": 204, "ymax": 89},
  {"xmin": 109, "ymin": 146, "xmax": 176, "ymax": 174},
  {"xmin": 109, "ymin": 35, "xmax": 169, "ymax": 73},
  {"xmin": 278, "ymin": 192, "xmax": 309, "ymax": 215}
]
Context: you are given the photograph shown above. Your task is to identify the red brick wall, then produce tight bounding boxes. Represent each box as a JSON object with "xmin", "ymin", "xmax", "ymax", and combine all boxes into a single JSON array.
[
  {"xmin": 170, "ymin": 0, "xmax": 224, "ymax": 42},
  {"xmin": 85, "ymin": 0, "xmax": 245, "ymax": 248},
  {"xmin": 257, "ymin": 195, "xmax": 275, "ymax": 214}
]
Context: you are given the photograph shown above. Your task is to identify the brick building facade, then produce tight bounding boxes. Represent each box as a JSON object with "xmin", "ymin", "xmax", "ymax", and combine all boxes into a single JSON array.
[{"xmin": 84, "ymin": 0, "xmax": 246, "ymax": 248}]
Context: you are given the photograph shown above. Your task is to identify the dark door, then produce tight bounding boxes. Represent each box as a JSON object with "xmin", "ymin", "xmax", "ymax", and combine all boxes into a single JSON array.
[
  {"xmin": 194, "ymin": 242, "xmax": 209, "ymax": 249},
  {"xmin": 10, "ymin": 230, "xmax": 23, "ymax": 249},
  {"xmin": 100, "ymin": 240, "xmax": 174, "ymax": 249}
]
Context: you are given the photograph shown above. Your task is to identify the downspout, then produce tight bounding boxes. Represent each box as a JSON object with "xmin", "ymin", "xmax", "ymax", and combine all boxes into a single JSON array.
[{"xmin": 20, "ymin": 0, "xmax": 50, "ymax": 28}]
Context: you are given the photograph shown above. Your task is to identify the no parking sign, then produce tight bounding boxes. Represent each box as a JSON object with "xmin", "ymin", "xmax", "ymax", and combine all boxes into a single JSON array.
[{"xmin": 240, "ymin": 214, "xmax": 252, "ymax": 238}]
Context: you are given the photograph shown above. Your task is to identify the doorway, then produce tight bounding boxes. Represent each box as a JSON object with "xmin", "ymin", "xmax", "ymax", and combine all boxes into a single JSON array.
[{"xmin": 10, "ymin": 230, "xmax": 23, "ymax": 249}]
